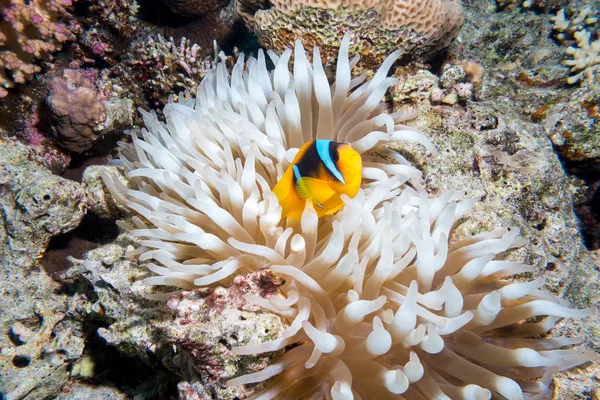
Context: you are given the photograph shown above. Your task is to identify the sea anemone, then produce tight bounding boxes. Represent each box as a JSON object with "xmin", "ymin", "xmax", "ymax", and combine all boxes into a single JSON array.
[{"xmin": 103, "ymin": 33, "xmax": 595, "ymax": 399}]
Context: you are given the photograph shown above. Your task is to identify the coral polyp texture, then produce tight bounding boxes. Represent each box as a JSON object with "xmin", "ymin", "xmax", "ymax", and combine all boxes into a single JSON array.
[
  {"xmin": 0, "ymin": 0, "xmax": 78, "ymax": 97},
  {"xmin": 47, "ymin": 69, "xmax": 107, "ymax": 152},
  {"xmin": 236, "ymin": 0, "xmax": 463, "ymax": 68},
  {"xmin": 103, "ymin": 35, "xmax": 595, "ymax": 399}
]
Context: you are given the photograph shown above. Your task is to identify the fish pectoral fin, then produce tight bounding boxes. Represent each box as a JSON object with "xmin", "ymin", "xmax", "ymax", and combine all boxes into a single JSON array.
[{"xmin": 295, "ymin": 177, "xmax": 337, "ymax": 206}]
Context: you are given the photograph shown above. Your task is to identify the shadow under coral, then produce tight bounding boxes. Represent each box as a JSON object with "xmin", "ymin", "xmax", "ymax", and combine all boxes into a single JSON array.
[{"xmin": 41, "ymin": 214, "xmax": 120, "ymax": 277}]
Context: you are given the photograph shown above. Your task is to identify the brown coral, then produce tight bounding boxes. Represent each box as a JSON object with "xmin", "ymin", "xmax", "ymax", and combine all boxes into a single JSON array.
[
  {"xmin": 0, "ymin": 0, "xmax": 79, "ymax": 97},
  {"xmin": 46, "ymin": 69, "xmax": 107, "ymax": 152},
  {"xmin": 237, "ymin": 0, "xmax": 463, "ymax": 67}
]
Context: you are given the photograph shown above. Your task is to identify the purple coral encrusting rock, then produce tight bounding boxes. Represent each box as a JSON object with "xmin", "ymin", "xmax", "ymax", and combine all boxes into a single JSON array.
[
  {"xmin": 46, "ymin": 69, "xmax": 107, "ymax": 152},
  {"xmin": 0, "ymin": 0, "xmax": 80, "ymax": 97},
  {"xmin": 59, "ymin": 240, "xmax": 289, "ymax": 399},
  {"xmin": 165, "ymin": 270, "xmax": 287, "ymax": 399}
]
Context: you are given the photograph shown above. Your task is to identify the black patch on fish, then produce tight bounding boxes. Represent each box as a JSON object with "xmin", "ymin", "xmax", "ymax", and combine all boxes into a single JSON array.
[
  {"xmin": 330, "ymin": 141, "xmax": 341, "ymax": 164},
  {"xmin": 293, "ymin": 141, "xmax": 343, "ymax": 182}
]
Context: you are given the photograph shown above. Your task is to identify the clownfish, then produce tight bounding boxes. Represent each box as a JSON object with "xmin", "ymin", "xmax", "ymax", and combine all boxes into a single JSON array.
[{"xmin": 273, "ymin": 140, "xmax": 362, "ymax": 220}]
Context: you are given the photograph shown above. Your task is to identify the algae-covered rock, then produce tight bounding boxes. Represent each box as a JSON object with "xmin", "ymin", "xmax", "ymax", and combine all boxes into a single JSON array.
[
  {"xmin": 55, "ymin": 382, "xmax": 128, "ymax": 400},
  {"xmin": 82, "ymin": 165, "xmax": 130, "ymax": 220},
  {"xmin": 59, "ymin": 234, "xmax": 287, "ymax": 399},
  {"xmin": 0, "ymin": 138, "xmax": 86, "ymax": 260},
  {"xmin": 545, "ymin": 81, "xmax": 600, "ymax": 178},
  {"xmin": 0, "ymin": 138, "xmax": 87, "ymax": 399}
]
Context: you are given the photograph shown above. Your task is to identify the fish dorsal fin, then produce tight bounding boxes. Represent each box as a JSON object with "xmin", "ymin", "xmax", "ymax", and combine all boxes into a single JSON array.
[{"xmin": 316, "ymin": 140, "xmax": 345, "ymax": 184}]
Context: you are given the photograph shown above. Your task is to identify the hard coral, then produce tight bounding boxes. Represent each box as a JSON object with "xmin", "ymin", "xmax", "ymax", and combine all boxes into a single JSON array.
[
  {"xmin": 237, "ymin": 0, "xmax": 463, "ymax": 68},
  {"xmin": 103, "ymin": 34, "xmax": 595, "ymax": 399},
  {"xmin": 564, "ymin": 30, "xmax": 600, "ymax": 84},
  {"xmin": 551, "ymin": 6, "xmax": 599, "ymax": 84},
  {"xmin": 0, "ymin": 0, "xmax": 78, "ymax": 97},
  {"xmin": 128, "ymin": 34, "xmax": 233, "ymax": 108},
  {"xmin": 46, "ymin": 69, "xmax": 107, "ymax": 152}
]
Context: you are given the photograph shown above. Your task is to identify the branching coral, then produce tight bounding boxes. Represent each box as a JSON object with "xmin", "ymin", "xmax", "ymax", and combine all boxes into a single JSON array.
[
  {"xmin": 551, "ymin": 7, "xmax": 598, "ymax": 41},
  {"xmin": 155, "ymin": 0, "xmax": 235, "ymax": 58},
  {"xmin": 128, "ymin": 34, "xmax": 233, "ymax": 108},
  {"xmin": 551, "ymin": 6, "xmax": 599, "ymax": 84},
  {"xmin": 0, "ymin": 0, "xmax": 78, "ymax": 97},
  {"xmin": 103, "ymin": 34, "xmax": 595, "ymax": 399},
  {"xmin": 563, "ymin": 29, "xmax": 600, "ymax": 84}
]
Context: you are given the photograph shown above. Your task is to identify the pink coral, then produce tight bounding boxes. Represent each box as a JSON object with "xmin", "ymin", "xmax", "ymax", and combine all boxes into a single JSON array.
[{"xmin": 0, "ymin": 0, "xmax": 79, "ymax": 97}]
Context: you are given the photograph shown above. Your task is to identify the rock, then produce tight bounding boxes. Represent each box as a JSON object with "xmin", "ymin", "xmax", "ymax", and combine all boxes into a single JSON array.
[
  {"xmin": 165, "ymin": 270, "xmax": 286, "ymax": 399},
  {"xmin": 56, "ymin": 381, "xmax": 128, "ymax": 400},
  {"xmin": 0, "ymin": 138, "xmax": 87, "ymax": 399},
  {"xmin": 82, "ymin": 165, "xmax": 129, "ymax": 220},
  {"xmin": 60, "ymin": 237, "xmax": 289, "ymax": 399}
]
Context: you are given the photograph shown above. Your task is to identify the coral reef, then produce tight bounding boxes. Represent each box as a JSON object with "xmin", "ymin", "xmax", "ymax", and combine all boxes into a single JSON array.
[
  {"xmin": 237, "ymin": 0, "xmax": 463, "ymax": 68},
  {"xmin": 428, "ymin": 63, "xmax": 474, "ymax": 105},
  {"xmin": 68, "ymin": 0, "xmax": 141, "ymax": 67},
  {"xmin": 551, "ymin": 6, "xmax": 598, "ymax": 41},
  {"xmin": 86, "ymin": 0, "xmax": 140, "ymax": 37},
  {"xmin": 563, "ymin": 29, "xmax": 600, "ymax": 84},
  {"xmin": 0, "ymin": 0, "xmax": 79, "ymax": 97},
  {"xmin": 1, "ymin": 1, "xmax": 600, "ymax": 398},
  {"xmin": 102, "ymin": 35, "xmax": 596, "ymax": 399},
  {"xmin": 496, "ymin": 0, "xmax": 568, "ymax": 11},
  {"xmin": 456, "ymin": 0, "xmax": 600, "ymax": 252}
]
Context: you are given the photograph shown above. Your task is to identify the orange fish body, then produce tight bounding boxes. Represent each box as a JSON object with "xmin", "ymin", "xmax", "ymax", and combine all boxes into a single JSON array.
[{"xmin": 273, "ymin": 140, "xmax": 362, "ymax": 220}]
